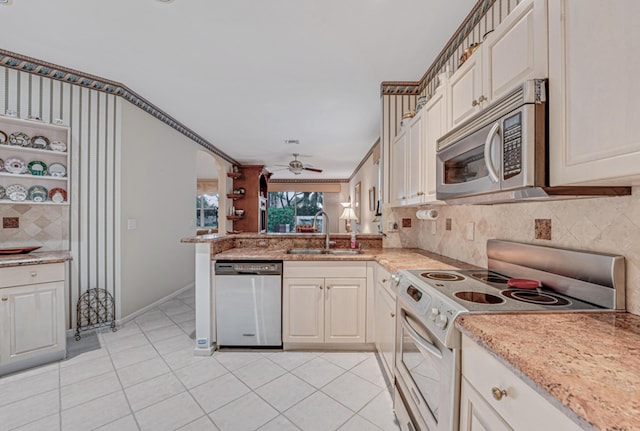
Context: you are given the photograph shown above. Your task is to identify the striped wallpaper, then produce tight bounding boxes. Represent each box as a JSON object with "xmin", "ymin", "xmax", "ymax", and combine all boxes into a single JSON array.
[{"xmin": 1, "ymin": 66, "xmax": 120, "ymax": 329}]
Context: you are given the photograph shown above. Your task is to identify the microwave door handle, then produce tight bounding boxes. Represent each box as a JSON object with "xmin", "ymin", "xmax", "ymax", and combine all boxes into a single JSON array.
[
  {"xmin": 484, "ymin": 122, "xmax": 501, "ymax": 183},
  {"xmin": 402, "ymin": 315, "xmax": 443, "ymax": 360}
]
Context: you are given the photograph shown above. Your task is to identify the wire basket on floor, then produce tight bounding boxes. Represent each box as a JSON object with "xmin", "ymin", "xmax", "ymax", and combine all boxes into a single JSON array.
[{"xmin": 75, "ymin": 288, "xmax": 117, "ymax": 340}]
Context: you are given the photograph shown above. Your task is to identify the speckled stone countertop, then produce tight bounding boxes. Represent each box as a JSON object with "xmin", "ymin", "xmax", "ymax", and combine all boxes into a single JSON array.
[
  {"xmin": 214, "ymin": 247, "xmax": 479, "ymax": 273},
  {"xmin": 180, "ymin": 232, "xmax": 383, "ymax": 244},
  {"xmin": 0, "ymin": 251, "xmax": 72, "ymax": 268},
  {"xmin": 456, "ymin": 312, "xmax": 640, "ymax": 431}
]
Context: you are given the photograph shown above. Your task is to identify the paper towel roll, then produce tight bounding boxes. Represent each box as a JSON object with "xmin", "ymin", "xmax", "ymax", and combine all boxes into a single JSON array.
[{"xmin": 416, "ymin": 209, "xmax": 439, "ymax": 220}]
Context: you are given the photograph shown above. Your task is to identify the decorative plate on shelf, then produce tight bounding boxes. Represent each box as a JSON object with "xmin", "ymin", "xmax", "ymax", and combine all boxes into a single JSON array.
[
  {"xmin": 8, "ymin": 132, "xmax": 31, "ymax": 147},
  {"xmin": 0, "ymin": 185, "xmax": 5, "ymax": 199},
  {"xmin": 4, "ymin": 157, "xmax": 27, "ymax": 174},
  {"xmin": 49, "ymin": 140, "xmax": 67, "ymax": 152},
  {"xmin": 6, "ymin": 184, "xmax": 27, "ymax": 201},
  {"xmin": 27, "ymin": 160, "xmax": 48, "ymax": 176},
  {"xmin": 48, "ymin": 162, "xmax": 66, "ymax": 177},
  {"xmin": 0, "ymin": 130, "xmax": 7, "ymax": 144},
  {"xmin": 28, "ymin": 185, "xmax": 48, "ymax": 202},
  {"xmin": 30, "ymin": 135, "xmax": 50, "ymax": 150},
  {"xmin": 0, "ymin": 245, "xmax": 42, "ymax": 254},
  {"xmin": 49, "ymin": 187, "xmax": 67, "ymax": 203}
]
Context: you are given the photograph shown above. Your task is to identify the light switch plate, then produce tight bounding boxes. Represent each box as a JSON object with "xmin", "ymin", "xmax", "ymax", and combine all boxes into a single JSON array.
[
  {"xmin": 465, "ymin": 222, "xmax": 474, "ymax": 241},
  {"xmin": 127, "ymin": 218, "xmax": 137, "ymax": 230}
]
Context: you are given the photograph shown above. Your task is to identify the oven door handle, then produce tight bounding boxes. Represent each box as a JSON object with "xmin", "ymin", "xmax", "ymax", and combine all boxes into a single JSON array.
[
  {"xmin": 484, "ymin": 121, "xmax": 501, "ymax": 183},
  {"xmin": 402, "ymin": 315, "xmax": 443, "ymax": 360}
]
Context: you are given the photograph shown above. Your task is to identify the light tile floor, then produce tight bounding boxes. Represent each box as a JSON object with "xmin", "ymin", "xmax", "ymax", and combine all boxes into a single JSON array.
[{"xmin": 0, "ymin": 288, "xmax": 401, "ymax": 431}]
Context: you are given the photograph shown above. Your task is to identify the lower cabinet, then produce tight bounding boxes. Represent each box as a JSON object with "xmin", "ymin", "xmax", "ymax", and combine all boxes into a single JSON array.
[
  {"xmin": 0, "ymin": 263, "xmax": 66, "ymax": 375},
  {"xmin": 283, "ymin": 262, "xmax": 367, "ymax": 345},
  {"xmin": 373, "ymin": 263, "xmax": 395, "ymax": 381},
  {"xmin": 460, "ymin": 335, "xmax": 581, "ymax": 431}
]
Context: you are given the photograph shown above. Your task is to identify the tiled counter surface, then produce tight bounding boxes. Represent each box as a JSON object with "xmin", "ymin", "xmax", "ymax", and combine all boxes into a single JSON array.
[
  {"xmin": 0, "ymin": 250, "xmax": 72, "ymax": 268},
  {"xmin": 213, "ymin": 247, "xmax": 479, "ymax": 273},
  {"xmin": 456, "ymin": 312, "xmax": 640, "ymax": 431}
]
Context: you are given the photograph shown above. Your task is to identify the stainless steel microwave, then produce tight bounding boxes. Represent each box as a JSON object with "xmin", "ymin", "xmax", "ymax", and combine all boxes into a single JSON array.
[{"xmin": 436, "ymin": 80, "xmax": 547, "ymax": 204}]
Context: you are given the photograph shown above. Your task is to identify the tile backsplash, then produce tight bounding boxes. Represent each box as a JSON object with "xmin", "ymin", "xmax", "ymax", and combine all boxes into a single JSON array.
[
  {"xmin": 0, "ymin": 204, "xmax": 69, "ymax": 251},
  {"xmin": 385, "ymin": 187, "xmax": 640, "ymax": 315}
]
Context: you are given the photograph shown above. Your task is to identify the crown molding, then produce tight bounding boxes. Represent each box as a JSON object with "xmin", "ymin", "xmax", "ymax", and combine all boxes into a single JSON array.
[
  {"xmin": 0, "ymin": 49, "xmax": 238, "ymax": 165},
  {"xmin": 380, "ymin": 81, "xmax": 420, "ymax": 96}
]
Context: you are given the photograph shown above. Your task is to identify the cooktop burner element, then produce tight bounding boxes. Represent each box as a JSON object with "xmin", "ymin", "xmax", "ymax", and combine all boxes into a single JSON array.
[
  {"xmin": 454, "ymin": 291, "xmax": 505, "ymax": 304},
  {"xmin": 469, "ymin": 272, "xmax": 509, "ymax": 284},
  {"xmin": 502, "ymin": 289, "xmax": 571, "ymax": 306},
  {"xmin": 421, "ymin": 272, "xmax": 465, "ymax": 281}
]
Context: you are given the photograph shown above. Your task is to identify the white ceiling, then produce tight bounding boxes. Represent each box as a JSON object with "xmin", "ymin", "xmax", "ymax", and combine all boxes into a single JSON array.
[{"xmin": 1, "ymin": 0, "xmax": 476, "ymax": 179}]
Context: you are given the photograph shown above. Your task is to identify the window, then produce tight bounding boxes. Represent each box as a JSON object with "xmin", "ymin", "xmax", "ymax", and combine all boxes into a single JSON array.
[
  {"xmin": 267, "ymin": 192, "xmax": 323, "ymax": 233},
  {"xmin": 196, "ymin": 194, "xmax": 218, "ymax": 228}
]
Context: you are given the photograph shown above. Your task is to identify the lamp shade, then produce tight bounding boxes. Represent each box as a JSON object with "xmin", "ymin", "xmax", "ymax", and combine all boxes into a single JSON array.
[{"xmin": 339, "ymin": 207, "xmax": 358, "ymax": 221}]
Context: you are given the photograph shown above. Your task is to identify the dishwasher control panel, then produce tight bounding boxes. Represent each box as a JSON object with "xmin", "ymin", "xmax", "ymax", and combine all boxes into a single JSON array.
[{"xmin": 215, "ymin": 261, "xmax": 282, "ymax": 275}]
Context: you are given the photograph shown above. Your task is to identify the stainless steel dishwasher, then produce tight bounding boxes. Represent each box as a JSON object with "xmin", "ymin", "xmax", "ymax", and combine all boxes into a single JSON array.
[{"xmin": 214, "ymin": 261, "xmax": 282, "ymax": 347}]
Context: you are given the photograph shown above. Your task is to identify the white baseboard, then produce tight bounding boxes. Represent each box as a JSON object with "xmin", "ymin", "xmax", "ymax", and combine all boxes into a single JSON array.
[{"xmin": 116, "ymin": 282, "xmax": 195, "ymax": 326}]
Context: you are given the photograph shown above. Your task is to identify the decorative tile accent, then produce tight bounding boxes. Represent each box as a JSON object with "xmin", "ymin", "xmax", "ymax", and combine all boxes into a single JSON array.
[
  {"xmin": 535, "ymin": 219, "xmax": 552, "ymax": 240},
  {"xmin": 3, "ymin": 217, "xmax": 18, "ymax": 229},
  {"xmin": 402, "ymin": 218, "xmax": 411, "ymax": 228}
]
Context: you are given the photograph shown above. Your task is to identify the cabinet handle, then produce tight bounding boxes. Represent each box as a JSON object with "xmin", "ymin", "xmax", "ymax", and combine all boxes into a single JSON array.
[
  {"xmin": 31, "ymin": 271, "xmax": 37, "ymax": 277},
  {"xmin": 478, "ymin": 95, "xmax": 487, "ymax": 103},
  {"xmin": 417, "ymin": 192, "xmax": 425, "ymax": 196},
  {"xmin": 471, "ymin": 99, "xmax": 479, "ymax": 107},
  {"xmin": 401, "ymin": 196, "xmax": 406, "ymax": 200},
  {"xmin": 1, "ymin": 297, "xmax": 7, "ymax": 302},
  {"xmin": 491, "ymin": 387, "xmax": 507, "ymax": 401}
]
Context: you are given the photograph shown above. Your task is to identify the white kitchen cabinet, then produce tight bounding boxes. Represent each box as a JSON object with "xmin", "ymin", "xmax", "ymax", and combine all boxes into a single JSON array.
[
  {"xmin": 390, "ymin": 129, "xmax": 408, "ymax": 206},
  {"xmin": 373, "ymin": 263, "xmax": 395, "ymax": 382},
  {"xmin": 548, "ymin": 0, "xmax": 640, "ymax": 186},
  {"xmin": 0, "ymin": 263, "xmax": 66, "ymax": 375},
  {"xmin": 423, "ymin": 87, "xmax": 448, "ymax": 199},
  {"xmin": 405, "ymin": 113, "xmax": 424, "ymax": 205},
  {"xmin": 0, "ymin": 116, "xmax": 70, "ymax": 205},
  {"xmin": 460, "ymin": 335, "xmax": 581, "ymax": 431},
  {"xmin": 447, "ymin": 0, "xmax": 547, "ymax": 132},
  {"xmin": 283, "ymin": 261, "xmax": 367, "ymax": 345}
]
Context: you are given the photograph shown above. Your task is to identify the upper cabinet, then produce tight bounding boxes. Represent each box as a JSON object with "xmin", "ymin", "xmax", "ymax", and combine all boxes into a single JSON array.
[
  {"xmin": 447, "ymin": 0, "xmax": 548, "ymax": 131},
  {"xmin": 0, "ymin": 117, "xmax": 70, "ymax": 205},
  {"xmin": 548, "ymin": 0, "xmax": 640, "ymax": 186}
]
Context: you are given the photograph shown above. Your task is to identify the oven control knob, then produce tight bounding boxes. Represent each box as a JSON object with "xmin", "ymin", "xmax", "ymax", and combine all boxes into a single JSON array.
[
  {"xmin": 428, "ymin": 308, "xmax": 440, "ymax": 321},
  {"xmin": 436, "ymin": 314, "xmax": 449, "ymax": 329}
]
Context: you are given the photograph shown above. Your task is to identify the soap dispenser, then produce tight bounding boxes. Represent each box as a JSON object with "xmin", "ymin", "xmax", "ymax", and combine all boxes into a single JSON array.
[{"xmin": 350, "ymin": 231, "xmax": 357, "ymax": 249}]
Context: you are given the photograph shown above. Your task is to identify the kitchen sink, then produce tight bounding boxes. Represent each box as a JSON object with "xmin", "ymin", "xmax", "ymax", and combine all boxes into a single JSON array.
[
  {"xmin": 286, "ymin": 248, "xmax": 326, "ymax": 254},
  {"xmin": 326, "ymin": 249, "xmax": 363, "ymax": 255},
  {"xmin": 286, "ymin": 248, "xmax": 363, "ymax": 255}
]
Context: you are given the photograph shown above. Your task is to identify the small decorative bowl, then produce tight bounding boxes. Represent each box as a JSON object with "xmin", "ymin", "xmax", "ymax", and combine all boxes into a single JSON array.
[{"xmin": 235, "ymin": 210, "xmax": 245, "ymax": 216}]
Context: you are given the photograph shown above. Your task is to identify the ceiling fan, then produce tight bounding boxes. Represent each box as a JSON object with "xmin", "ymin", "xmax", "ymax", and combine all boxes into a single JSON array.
[{"xmin": 275, "ymin": 153, "xmax": 323, "ymax": 175}]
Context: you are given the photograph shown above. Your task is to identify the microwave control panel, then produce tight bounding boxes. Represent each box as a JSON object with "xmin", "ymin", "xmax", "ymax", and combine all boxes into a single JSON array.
[{"xmin": 502, "ymin": 112, "xmax": 522, "ymax": 179}]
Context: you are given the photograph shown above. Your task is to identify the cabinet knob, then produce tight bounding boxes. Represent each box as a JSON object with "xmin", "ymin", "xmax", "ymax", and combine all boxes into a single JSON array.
[
  {"xmin": 478, "ymin": 95, "xmax": 487, "ymax": 103},
  {"xmin": 31, "ymin": 271, "xmax": 37, "ymax": 277},
  {"xmin": 390, "ymin": 312, "xmax": 396, "ymax": 318},
  {"xmin": 471, "ymin": 99, "xmax": 479, "ymax": 107},
  {"xmin": 382, "ymin": 278, "xmax": 387, "ymax": 283},
  {"xmin": 319, "ymin": 285, "xmax": 323, "ymax": 290},
  {"xmin": 1, "ymin": 297, "xmax": 7, "ymax": 302},
  {"xmin": 417, "ymin": 192, "xmax": 425, "ymax": 196},
  {"xmin": 326, "ymin": 285, "xmax": 331, "ymax": 290},
  {"xmin": 401, "ymin": 196, "xmax": 406, "ymax": 200},
  {"xmin": 491, "ymin": 387, "xmax": 507, "ymax": 401}
]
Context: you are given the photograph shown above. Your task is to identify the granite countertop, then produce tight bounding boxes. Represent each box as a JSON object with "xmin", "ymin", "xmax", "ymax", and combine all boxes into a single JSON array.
[
  {"xmin": 0, "ymin": 250, "xmax": 73, "ymax": 268},
  {"xmin": 456, "ymin": 312, "xmax": 640, "ymax": 431},
  {"xmin": 213, "ymin": 247, "xmax": 479, "ymax": 273}
]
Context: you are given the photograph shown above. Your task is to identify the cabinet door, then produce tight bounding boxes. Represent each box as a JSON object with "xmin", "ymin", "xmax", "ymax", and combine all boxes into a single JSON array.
[
  {"xmin": 390, "ymin": 131, "xmax": 408, "ymax": 206},
  {"xmin": 548, "ymin": 0, "xmax": 640, "ymax": 186},
  {"xmin": 482, "ymin": 0, "xmax": 548, "ymax": 102},
  {"xmin": 423, "ymin": 88, "xmax": 447, "ymax": 199},
  {"xmin": 0, "ymin": 281, "xmax": 65, "ymax": 366},
  {"xmin": 375, "ymin": 284, "xmax": 396, "ymax": 380},
  {"xmin": 406, "ymin": 112, "xmax": 425, "ymax": 204},
  {"xmin": 460, "ymin": 378, "xmax": 513, "ymax": 431},
  {"xmin": 324, "ymin": 278, "xmax": 366, "ymax": 343},
  {"xmin": 448, "ymin": 53, "xmax": 482, "ymax": 130},
  {"xmin": 282, "ymin": 278, "xmax": 324, "ymax": 343}
]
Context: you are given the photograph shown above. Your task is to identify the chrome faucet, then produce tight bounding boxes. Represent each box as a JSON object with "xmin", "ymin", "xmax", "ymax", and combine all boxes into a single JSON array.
[{"xmin": 312, "ymin": 210, "xmax": 332, "ymax": 250}]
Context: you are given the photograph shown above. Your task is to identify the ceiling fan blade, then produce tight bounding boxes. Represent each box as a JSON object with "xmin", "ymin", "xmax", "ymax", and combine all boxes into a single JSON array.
[{"xmin": 303, "ymin": 167, "xmax": 323, "ymax": 173}]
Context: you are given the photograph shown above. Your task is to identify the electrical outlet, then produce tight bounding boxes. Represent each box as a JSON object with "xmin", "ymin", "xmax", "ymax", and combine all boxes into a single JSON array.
[
  {"xmin": 127, "ymin": 218, "xmax": 137, "ymax": 230},
  {"xmin": 445, "ymin": 218, "xmax": 452, "ymax": 231},
  {"xmin": 465, "ymin": 222, "xmax": 475, "ymax": 241},
  {"xmin": 402, "ymin": 218, "xmax": 411, "ymax": 228},
  {"xmin": 431, "ymin": 221, "xmax": 437, "ymax": 235}
]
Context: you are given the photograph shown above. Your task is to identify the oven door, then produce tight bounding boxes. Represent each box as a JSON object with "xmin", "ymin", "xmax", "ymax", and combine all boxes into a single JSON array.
[{"xmin": 395, "ymin": 308, "xmax": 445, "ymax": 431}]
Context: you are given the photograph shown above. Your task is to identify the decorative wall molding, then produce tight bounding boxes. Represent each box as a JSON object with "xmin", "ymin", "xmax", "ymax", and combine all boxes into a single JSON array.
[
  {"xmin": 0, "ymin": 49, "xmax": 238, "ymax": 165},
  {"xmin": 380, "ymin": 81, "xmax": 420, "ymax": 96}
]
